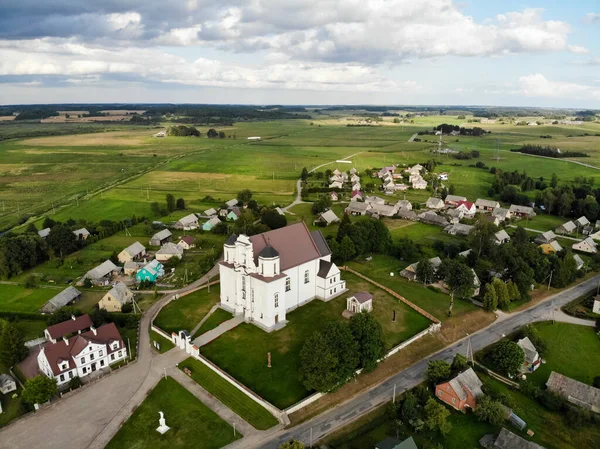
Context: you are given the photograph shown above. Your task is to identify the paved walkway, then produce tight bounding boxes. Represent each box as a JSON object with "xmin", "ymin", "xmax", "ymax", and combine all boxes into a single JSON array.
[
  {"xmin": 193, "ymin": 317, "xmax": 243, "ymax": 347},
  {"xmin": 541, "ymin": 308, "xmax": 596, "ymax": 327},
  {"xmin": 191, "ymin": 303, "xmax": 220, "ymax": 336}
]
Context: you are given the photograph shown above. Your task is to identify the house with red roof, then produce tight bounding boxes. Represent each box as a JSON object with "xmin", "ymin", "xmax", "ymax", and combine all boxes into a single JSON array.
[
  {"xmin": 37, "ymin": 321, "xmax": 127, "ymax": 387},
  {"xmin": 455, "ymin": 200, "xmax": 476, "ymax": 217},
  {"xmin": 435, "ymin": 368, "xmax": 484, "ymax": 411},
  {"xmin": 219, "ymin": 223, "xmax": 346, "ymax": 331}
]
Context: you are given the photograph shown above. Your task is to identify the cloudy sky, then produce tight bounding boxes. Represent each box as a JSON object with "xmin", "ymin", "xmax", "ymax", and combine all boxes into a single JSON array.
[{"xmin": 0, "ymin": 0, "xmax": 599, "ymax": 107}]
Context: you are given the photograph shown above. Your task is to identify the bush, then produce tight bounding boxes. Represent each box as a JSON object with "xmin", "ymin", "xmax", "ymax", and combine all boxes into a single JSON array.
[
  {"xmin": 24, "ymin": 276, "xmax": 37, "ymax": 288},
  {"xmin": 539, "ymin": 389, "xmax": 565, "ymax": 412},
  {"xmin": 68, "ymin": 376, "xmax": 82, "ymax": 390}
]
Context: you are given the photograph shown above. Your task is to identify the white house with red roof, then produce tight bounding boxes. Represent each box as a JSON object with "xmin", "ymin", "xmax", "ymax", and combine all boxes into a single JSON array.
[
  {"xmin": 456, "ymin": 200, "xmax": 477, "ymax": 216},
  {"xmin": 219, "ymin": 223, "xmax": 346, "ymax": 331},
  {"xmin": 37, "ymin": 320, "xmax": 127, "ymax": 386}
]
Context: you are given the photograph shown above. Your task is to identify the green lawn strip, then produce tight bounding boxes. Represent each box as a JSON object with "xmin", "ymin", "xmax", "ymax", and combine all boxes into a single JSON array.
[
  {"xmin": 12, "ymin": 319, "xmax": 47, "ymax": 341},
  {"xmin": 106, "ymin": 376, "xmax": 242, "ymax": 449},
  {"xmin": 0, "ymin": 387, "xmax": 27, "ymax": 428},
  {"xmin": 154, "ymin": 286, "xmax": 220, "ymax": 334},
  {"xmin": 178, "ymin": 358, "xmax": 278, "ymax": 430},
  {"xmin": 117, "ymin": 325, "xmax": 138, "ymax": 361},
  {"xmin": 193, "ymin": 308, "xmax": 233, "ymax": 339},
  {"xmin": 150, "ymin": 330, "xmax": 175, "ymax": 353},
  {"xmin": 0, "ymin": 285, "xmax": 58, "ymax": 313},
  {"xmin": 527, "ymin": 322, "xmax": 600, "ymax": 387}
]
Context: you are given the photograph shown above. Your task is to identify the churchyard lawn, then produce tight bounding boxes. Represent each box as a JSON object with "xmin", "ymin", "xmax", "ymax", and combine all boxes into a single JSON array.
[{"xmin": 154, "ymin": 286, "xmax": 220, "ymax": 335}]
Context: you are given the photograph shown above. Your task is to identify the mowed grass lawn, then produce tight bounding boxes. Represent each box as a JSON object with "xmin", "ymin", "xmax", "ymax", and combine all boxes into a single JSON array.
[
  {"xmin": 106, "ymin": 377, "xmax": 241, "ymax": 449},
  {"xmin": 0, "ymin": 285, "xmax": 58, "ymax": 312},
  {"xmin": 193, "ymin": 308, "xmax": 232, "ymax": 338},
  {"xmin": 528, "ymin": 322, "xmax": 600, "ymax": 387},
  {"xmin": 202, "ymin": 276, "xmax": 432, "ymax": 409},
  {"xmin": 179, "ymin": 358, "xmax": 279, "ymax": 430},
  {"xmin": 154, "ymin": 286, "xmax": 219, "ymax": 334}
]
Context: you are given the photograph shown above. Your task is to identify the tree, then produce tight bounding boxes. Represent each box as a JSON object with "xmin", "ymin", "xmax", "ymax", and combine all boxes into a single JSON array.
[
  {"xmin": 301, "ymin": 167, "xmax": 309, "ymax": 181},
  {"xmin": 490, "ymin": 341, "xmax": 525, "ymax": 377},
  {"xmin": 424, "ymin": 398, "xmax": 452, "ymax": 435},
  {"xmin": 46, "ymin": 225, "xmax": 78, "ymax": 257},
  {"xmin": 491, "ymin": 278, "xmax": 510, "ymax": 309},
  {"xmin": 426, "ymin": 360, "xmax": 451, "ymax": 385},
  {"xmin": 475, "ymin": 396, "xmax": 506, "ymax": 425},
  {"xmin": 42, "ymin": 217, "xmax": 56, "ymax": 229},
  {"xmin": 0, "ymin": 322, "xmax": 28, "ymax": 367},
  {"xmin": 336, "ymin": 213, "xmax": 352, "ymax": 242},
  {"xmin": 349, "ymin": 312, "xmax": 386, "ymax": 371},
  {"xmin": 247, "ymin": 199, "xmax": 259, "ymax": 212},
  {"xmin": 47, "ymin": 306, "xmax": 83, "ymax": 325},
  {"xmin": 207, "ymin": 128, "xmax": 218, "ymax": 138},
  {"xmin": 441, "ymin": 259, "xmax": 474, "ymax": 315},
  {"xmin": 219, "ymin": 131, "xmax": 226, "ymax": 138},
  {"xmin": 26, "ymin": 223, "xmax": 38, "ymax": 234},
  {"xmin": 482, "ymin": 284, "xmax": 498, "ymax": 311},
  {"xmin": 399, "ymin": 391, "xmax": 420, "ymax": 423},
  {"xmin": 166, "ymin": 194, "xmax": 176, "ymax": 212},
  {"xmin": 299, "ymin": 332, "xmax": 340, "ymax": 392},
  {"xmin": 22, "ymin": 375, "xmax": 57, "ymax": 405},
  {"xmin": 551, "ymin": 173, "xmax": 558, "ymax": 188},
  {"xmin": 176, "ymin": 198, "xmax": 185, "ymax": 210},
  {"xmin": 416, "ymin": 258, "xmax": 435, "ymax": 285},
  {"xmin": 151, "ymin": 202, "xmax": 161, "ymax": 217},
  {"xmin": 336, "ymin": 236, "xmax": 356, "ymax": 263},
  {"xmin": 322, "ymin": 321, "xmax": 359, "ymax": 384},
  {"xmin": 237, "ymin": 189, "xmax": 253, "ymax": 203},
  {"xmin": 261, "ymin": 209, "xmax": 287, "ymax": 230},
  {"xmin": 451, "ymin": 353, "xmax": 469, "ymax": 373},
  {"xmin": 280, "ymin": 440, "xmax": 304, "ymax": 449}
]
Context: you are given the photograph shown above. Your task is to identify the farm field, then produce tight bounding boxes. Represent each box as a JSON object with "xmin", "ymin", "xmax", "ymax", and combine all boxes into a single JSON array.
[
  {"xmin": 105, "ymin": 376, "xmax": 241, "ymax": 449},
  {"xmin": 201, "ymin": 275, "xmax": 433, "ymax": 409}
]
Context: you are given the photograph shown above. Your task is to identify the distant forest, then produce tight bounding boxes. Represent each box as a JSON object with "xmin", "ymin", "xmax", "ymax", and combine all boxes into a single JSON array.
[{"xmin": 512, "ymin": 145, "xmax": 589, "ymax": 158}]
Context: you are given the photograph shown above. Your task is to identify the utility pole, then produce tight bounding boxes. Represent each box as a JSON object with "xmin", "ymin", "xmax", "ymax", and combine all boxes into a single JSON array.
[
  {"xmin": 393, "ymin": 384, "xmax": 396, "ymax": 404},
  {"xmin": 128, "ymin": 337, "xmax": 132, "ymax": 360},
  {"xmin": 547, "ymin": 270, "xmax": 553, "ymax": 291},
  {"xmin": 310, "ymin": 428, "xmax": 313, "ymax": 448},
  {"xmin": 233, "ymin": 423, "xmax": 236, "ymax": 437}
]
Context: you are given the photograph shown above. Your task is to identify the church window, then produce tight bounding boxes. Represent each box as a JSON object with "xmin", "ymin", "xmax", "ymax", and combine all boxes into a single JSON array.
[
  {"xmin": 274, "ymin": 293, "xmax": 279, "ymax": 308},
  {"xmin": 285, "ymin": 277, "xmax": 291, "ymax": 292},
  {"xmin": 304, "ymin": 270, "xmax": 310, "ymax": 284}
]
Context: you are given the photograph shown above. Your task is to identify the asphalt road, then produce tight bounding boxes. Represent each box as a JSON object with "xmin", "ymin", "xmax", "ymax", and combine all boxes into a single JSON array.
[{"xmin": 257, "ymin": 274, "xmax": 600, "ymax": 448}]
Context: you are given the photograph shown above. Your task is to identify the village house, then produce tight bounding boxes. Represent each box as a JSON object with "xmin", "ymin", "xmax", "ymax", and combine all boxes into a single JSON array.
[
  {"xmin": 534, "ymin": 230, "xmax": 556, "ymax": 245},
  {"xmin": 149, "ymin": 228, "xmax": 172, "ymax": 246},
  {"xmin": 396, "ymin": 200, "xmax": 412, "ymax": 211},
  {"xmin": 226, "ymin": 198, "xmax": 238, "ymax": 208},
  {"xmin": 445, "ymin": 208, "xmax": 464, "ymax": 224},
  {"xmin": 84, "ymin": 260, "xmax": 120, "ymax": 285},
  {"xmin": 375, "ymin": 437, "xmax": 418, "ymax": 449},
  {"xmin": 574, "ymin": 254, "xmax": 585, "ymax": 271},
  {"xmin": 73, "ymin": 228, "xmax": 90, "ymax": 240},
  {"xmin": 40, "ymin": 286, "xmax": 82, "ymax": 314},
  {"xmin": 136, "ymin": 259, "xmax": 164, "ymax": 283},
  {"xmin": 44, "ymin": 314, "xmax": 93, "ymax": 343},
  {"xmin": 98, "ymin": 282, "xmax": 134, "ymax": 312},
  {"xmin": 352, "ymin": 182, "xmax": 361, "ymax": 192},
  {"xmin": 329, "ymin": 192, "xmax": 339, "ymax": 202},
  {"xmin": 572, "ymin": 237, "xmax": 597, "ymax": 254},
  {"xmin": 314, "ymin": 210, "xmax": 340, "ymax": 226},
  {"xmin": 219, "ymin": 223, "xmax": 346, "ymax": 331},
  {"xmin": 117, "ymin": 241, "xmax": 146, "ymax": 264},
  {"xmin": 444, "ymin": 223, "xmax": 474, "ymax": 236},
  {"xmin": 351, "ymin": 190, "xmax": 363, "ymax": 202},
  {"xmin": 412, "ymin": 178, "xmax": 427, "ymax": 190},
  {"xmin": 202, "ymin": 216, "xmax": 222, "ymax": 231},
  {"xmin": 492, "ymin": 207, "xmax": 511, "ymax": 221},
  {"xmin": 346, "ymin": 292, "xmax": 373, "ymax": 314},
  {"xmin": 227, "ymin": 207, "xmax": 242, "ymax": 221},
  {"xmin": 400, "ymin": 257, "xmax": 442, "ymax": 282},
  {"xmin": 329, "ymin": 174, "xmax": 343, "ymax": 183},
  {"xmin": 204, "ymin": 207, "xmax": 217, "ymax": 217},
  {"xmin": 556, "ymin": 221, "xmax": 577, "ymax": 235},
  {"xmin": 156, "ymin": 242, "xmax": 184, "ymax": 262},
  {"xmin": 575, "ymin": 216, "xmax": 590, "ymax": 228},
  {"xmin": 350, "ymin": 174, "xmax": 360, "ymax": 184},
  {"xmin": 516, "ymin": 336, "xmax": 541, "ymax": 373},
  {"xmin": 349, "ymin": 167, "xmax": 357, "ymax": 175},
  {"xmin": 426, "ymin": 197, "xmax": 445, "ymax": 210},
  {"xmin": 378, "ymin": 166, "xmax": 396, "ymax": 178},
  {"xmin": 486, "ymin": 215, "xmax": 501, "ymax": 226},
  {"xmin": 174, "ymin": 213, "xmax": 199, "ymax": 230},
  {"xmin": 455, "ymin": 200, "xmax": 476, "ymax": 216},
  {"xmin": 540, "ymin": 240, "xmax": 563, "ymax": 254},
  {"xmin": 177, "ymin": 235, "xmax": 196, "ymax": 250},
  {"xmin": 0, "ymin": 374, "xmax": 17, "ymax": 395},
  {"xmin": 332, "ymin": 168, "xmax": 341, "ymax": 176},
  {"xmin": 123, "ymin": 261, "xmax": 142, "ymax": 276},
  {"xmin": 444, "ymin": 195, "xmax": 467, "ymax": 206},
  {"xmin": 397, "ymin": 209, "xmax": 418, "ymax": 221},
  {"xmin": 38, "ymin": 228, "xmax": 51, "ymax": 239},
  {"xmin": 329, "ymin": 181, "xmax": 343, "ymax": 189},
  {"xmin": 475, "ymin": 198, "xmax": 500, "ymax": 211},
  {"xmin": 494, "ymin": 230, "xmax": 511, "ymax": 245},
  {"xmin": 418, "ymin": 211, "xmax": 449, "ymax": 227},
  {"xmin": 405, "ymin": 164, "xmax": 423, "ymax": 176},
  {"xmin": 365, "ymin": 196, "xmax": 385, "ymax": 205},
  {"xmin": 546, "ymin": 372, "xmax": 600, "ymax": 413},
  {"xmin": 480, "ymin": 428, "xmax": 546, "ymax": 449},
  {"xmin": 508, "ymin": 205, "xmax": 536, "ymax": 218},
  {"xmin": 37, "ymin": 321, "xmax": 128, "ymax": 387},
  {"xmin": 368, "ymin": 203, "xmax": 399, "ymax": 218},
  {"xmin": 435, "ymin": 368, "xmax": 484, "ymax": 411},
  {"xmin": 345, "ymin": 202, "xmax": 371, "ymax": 216}
]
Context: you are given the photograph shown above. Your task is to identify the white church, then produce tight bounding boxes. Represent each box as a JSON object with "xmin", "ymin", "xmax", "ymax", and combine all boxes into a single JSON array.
[{"xmin": 219, "ymin": 222, "xmax": 346, "ymax": 331}]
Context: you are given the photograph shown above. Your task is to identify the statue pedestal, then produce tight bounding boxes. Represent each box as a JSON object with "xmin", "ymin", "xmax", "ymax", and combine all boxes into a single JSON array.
[{"xmin": 156, "ymin": 424, "xmax": 170, "ymax": 435}]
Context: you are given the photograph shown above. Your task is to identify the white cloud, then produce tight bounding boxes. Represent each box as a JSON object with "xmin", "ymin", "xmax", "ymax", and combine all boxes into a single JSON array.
[
  {"xmin": 583, "ymin": 12, "xmax": 600, "ymax": 23},
  {"xmin": 518, "ymin": 73, "xmax": 600, "ymax": 99},
  {"xmin": 568, "ymin": 45, "xmax": 589, "ymax": 54}
]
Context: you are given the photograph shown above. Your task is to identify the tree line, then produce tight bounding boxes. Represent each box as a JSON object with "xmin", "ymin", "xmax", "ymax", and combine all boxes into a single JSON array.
[{"xmin": 512, "ymin": 144, "xmax": 589, "ymax": 158}]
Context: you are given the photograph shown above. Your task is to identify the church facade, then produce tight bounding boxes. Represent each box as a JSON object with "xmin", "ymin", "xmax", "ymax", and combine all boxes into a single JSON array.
[{"xmin": 219, "ymin": 222, "xmax": 346, "ymax": 331}]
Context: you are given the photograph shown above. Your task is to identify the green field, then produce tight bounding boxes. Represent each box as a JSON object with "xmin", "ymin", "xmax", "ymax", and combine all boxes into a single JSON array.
[
  {"xmin": 528, "ymin": 322, "xmax": 600, "ymax": 387},
  {"xmin": 0, "ymin": 285, "xmax": 58, "ymax": 312},
  {"xmin": 105, "ymin": 376, "xmax": 242, "ymax": 449},
  {"xmin": 202, "ymin": 275, "xmax": 431, "ymax": 409},
  {"xmin": 178, "ymin": 358, "xmax": 279, "ymax": 430},
  {"xmin": 154, "ymin": 286, "xmax": 219, "ymax": 334},
  {"xmin": 150, "ymin": 330, "xmax": 175, "ymax": 354}
]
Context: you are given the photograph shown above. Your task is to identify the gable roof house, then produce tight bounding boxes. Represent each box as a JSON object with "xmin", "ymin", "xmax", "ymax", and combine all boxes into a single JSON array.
[
  {"xmin": 204, "ymin": 207, "xmax": 217, "ymax": 217},
  {"xmin": 37, "ymin": 322, "xmax": 128, "ymax": 387},
  {"xmin": 346, "ymin": 292, "xmax": 373, "ymax": 314},
  {"xmin": 149, "ymin": 228, "xmax": 172, "ymax": 246},
  {"xmin": 445, "ymin": 208, "xmax": 465, "ymax": 224},
  {"xmin": 352, "ymin": 182, "xmax": 361, "ymax": 192},
  {"xmin": 226, "ymin": 207, "xmax": 242, "ymax": 221},
  {"xmin": 350, "ymin": 174, "xmax": 360, "ymax": 184},
  {"xmin": 573, "ymin": 254, "xmax": 585, "ymax": 271},
  {"xmin": 492, "ymin": 207, "xmax": 512, "ymax": 221},
  {"xmin": 332, "ymin": 168, "xmax": 341, "ymax": 176},
  {"xmin": 73, "ymin": 228, "xmax": 90, "ymax": 240},
  {"xmin": 494, "ymin": 230, "xmax": 511, "ymax": 245},
  {"xmin": 540, "ymin": 240, "xmax": 563, "ymax": 254},
  {"xmin": 329, "ymin": 174, "xmax": 343, "ymax": 183},
  {"xmin": 475, "ymin": 198, "xmax": 500, "ymax": 211},
  {"xmin": 412, "ymin": 178, "xmax": 427, "ymax": 190},
  {"xmin": 155, "ymin": 242, "xmax": 184, "ymax": 262},
  {"xmin": 98, "ymin": 282, "xmax": 134, "ymax": 312},
  {"xmin": 375, "ymin": 436, "xmax": 418, "ymax": 449},
  {"xmin": 556, "ymin": 220, "xmax": 577, "ymax": 234},
  {"xmin": 435, "ymin": 368, "xmax": 484, "ymax": 411},
  {"xmin": 44, "ymin": 314, "xmax": 94, "ymax": 343},
  {"xmin": 572, "ymin": 237, "xmax": 597, "ymax": 254},
  {"xmin": 368, "ymin": 203, "xmax": 399, "ymax": 218},
  {"xmin": 329, "ymin": 181, "xmax": 343, "ymax": 189},
  {"xmin": 444, "ymin": 194, "xmax": 467, "ymax": 206},
  {"xmin": 456, "ymin": 200, "xmax": 476, "ymax": 216},
  {"xmin": 351, "ymin": 190, "xmax": 364, "ymax": 201},
  {"xmin": 84, "ymin": 260, "xmax": 120, "ymax": 285},
  {"xmin": 136, "ymin": 259, "xmax": 164, "ymax": 283},
  {"xmin": 397, "ymin": 209, "xmax": 418, "ymax": 221},
  {"xmin": 400, "ymin": 257, "xmax": 442, "ymax": 282},
  {"xmin": 546, "ymin": 371, "xmax": 600, "ymax": 413},
  {"xmin": 40, "ymin": 286, "xmax": 82, "ymax": 314},
  {"xmin": 418, "ymin": 211, "xmax": 449, "ymax": 227},
  {"xmin": 365, "ymin": 196, "xmax": 385, "ymax": 205},
  {"xmin": 487, "ymin": 215, "xmax": 501, "ymax": 226},
  {"xmin": 0, "ymin": 374, "xmax": 17, "ymax": 395},
  {"xmin": 345, "ymin": 202, "xmax": 371, "ymax": 216},
  {"xmin": 38, "ymin": 228, "xmax": 51, "ymax": 239},
  {"xmin": 226, "ymin": 198, "xmax": 238, "ymax": 208},
  {"xmin": 426, "ymin": 197, "xmax": 445, "ymax": 210},
  {"xmin": 202, "ymin": 216, "xmax": 222, "ymax": 231},
  {"xmin": 314, "ymin": 210, "xmax": 340, "ymax": 226},
  {"xmin": 117, "ymin": 241, "xmax": 146, "ymax": 263},
  {"xmin": 480, "ymin": 428, "xmax": 546, "ymax": 449},
  {"xmin": 576, "ymin": 216, "xmax": 590, "ymax": 228},
  {"xmin": 534, "ymin": 230, "xmax": 556, "ymax": 245},
  {"xmin": 509, "ymin": 205, "xmax": 536, "ymax": 218},
  {"xmin": 329, "ymin": 191, "xmax": 339, "ymax": 202},
  {"xmin": 516, "ymin": 336, "xmax": 541, "ymax": 373},
  {"xmin": 178, "ymin": 235, "xmax": 196, "ymax": 250},
  {"xmin": 444, "ymin": 223, "xmax": 474, "ymax": 236},
  {"xmin": 174, "ymin": 213, "xmax": 199, "ymax": 230},
  {"xmin": 396, "ymin": 200, "xmax": 412, "ymax": 211}
]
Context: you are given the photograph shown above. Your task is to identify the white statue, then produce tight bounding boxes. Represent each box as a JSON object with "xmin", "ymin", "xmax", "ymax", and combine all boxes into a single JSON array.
[{"xmin": 156, "ymin": 410, "xmax": 170, "ymax": 434}]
